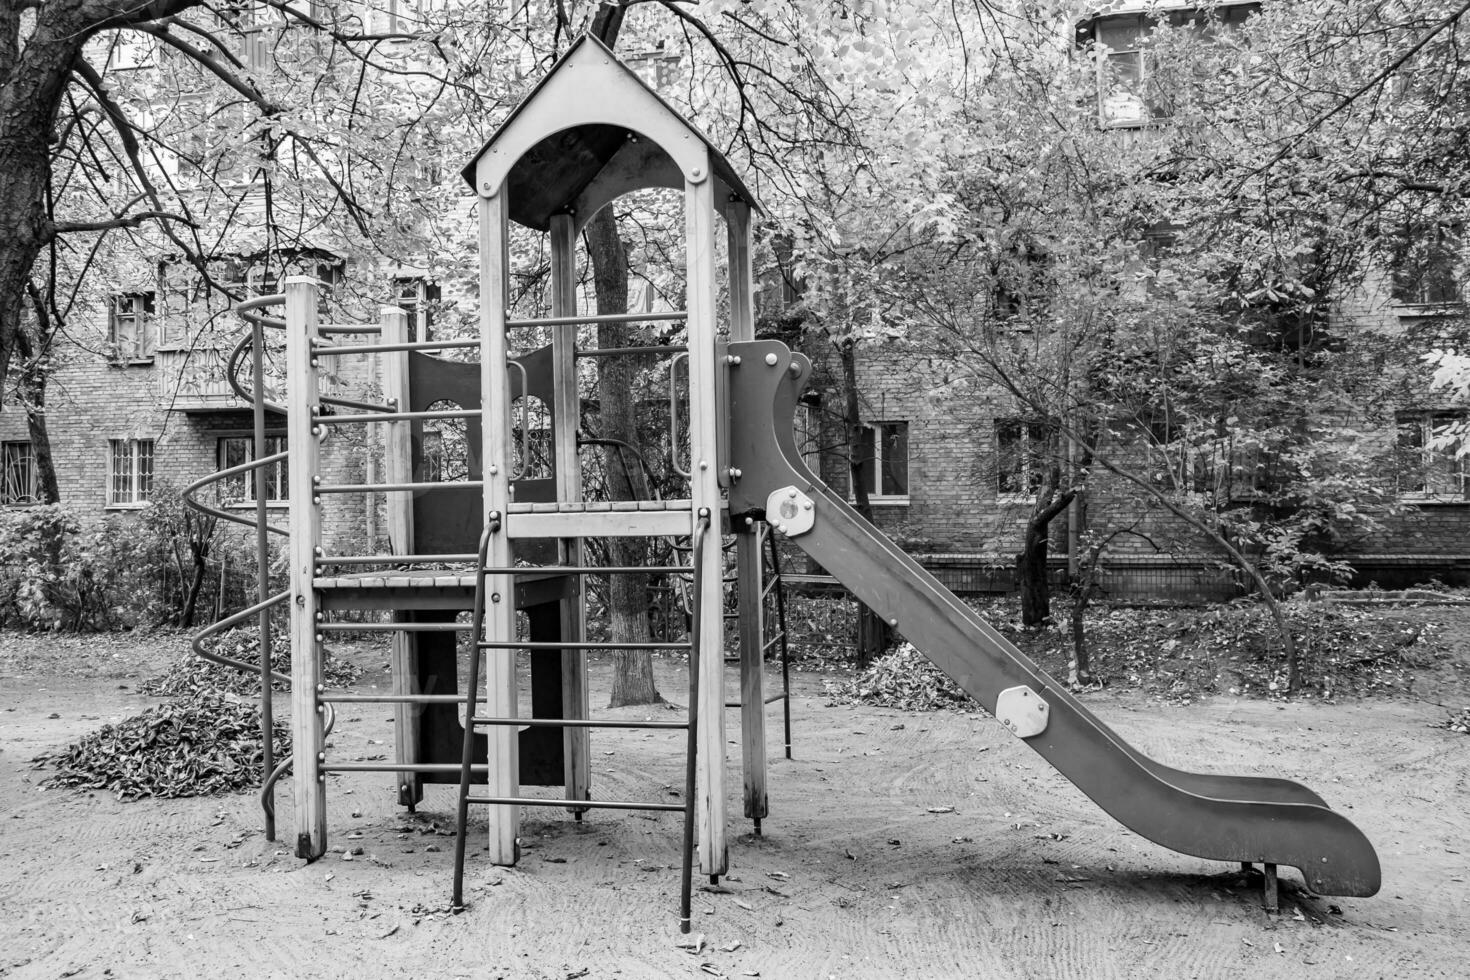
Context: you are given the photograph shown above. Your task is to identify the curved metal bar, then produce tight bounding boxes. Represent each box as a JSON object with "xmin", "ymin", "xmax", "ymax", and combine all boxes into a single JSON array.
[
  {"xmin": 189, "ymin": 590, "xmax": 293, "ymax": 685},
  {"xmin": 181, "ymin": 453, "xmax": 291, "ymax": 536},
  {"xmin": 226, "ymin": 331, "xmax": 288, "ymax": 414}
]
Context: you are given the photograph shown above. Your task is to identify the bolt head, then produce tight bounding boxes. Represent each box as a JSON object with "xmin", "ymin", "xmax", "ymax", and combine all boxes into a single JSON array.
[{"xmin": 765, "ymin": 353, "xmax": 779, "ymax": 366}]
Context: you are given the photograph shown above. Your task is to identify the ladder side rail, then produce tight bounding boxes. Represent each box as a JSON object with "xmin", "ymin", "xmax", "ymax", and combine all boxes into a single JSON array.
[
  {"xmin": 380, "ymin": 305, "xmax": 420, "ymax": 807},
  {"xmin": 283, "ymin": 277, "xmax": 327, "ymax": 859},
  {"xmin": 479, "ymin": 190, "xmax": 520, "ymax": 865}
]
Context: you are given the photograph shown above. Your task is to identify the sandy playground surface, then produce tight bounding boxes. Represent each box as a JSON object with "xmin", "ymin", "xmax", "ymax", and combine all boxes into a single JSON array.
[{"xmin": 1, "ymin": 628, "xmax": 1467, "ymax": 979}]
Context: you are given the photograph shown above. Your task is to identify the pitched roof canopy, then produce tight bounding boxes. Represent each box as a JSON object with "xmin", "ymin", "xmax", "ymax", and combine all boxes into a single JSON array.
[{"xmin": 461, "ymin": 34, "xmax": 761, "ymax": 231}]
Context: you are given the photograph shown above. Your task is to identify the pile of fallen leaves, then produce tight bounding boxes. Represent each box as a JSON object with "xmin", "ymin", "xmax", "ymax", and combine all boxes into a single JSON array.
[
  {"xmin": 955, "ymin": 595, "xmax": 1445, "ymax": 702},
  {"xmin": 1442, "ymin": 707, "xmax": 1470, "ymax": 734},
  {"xmin": 850, "ymin": 642, "xmax": 976, "ymax": 711},
  {"xmin": 140, "ymin": 626, "xmax": 362, "ymax": 697},
  {"xmin": 34, "ymin": 691, "xmax": 290, "ymax": 800}
]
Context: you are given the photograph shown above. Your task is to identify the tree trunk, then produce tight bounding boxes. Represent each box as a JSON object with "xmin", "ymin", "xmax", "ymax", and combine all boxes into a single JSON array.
[
  {"xmin": 1016, "ymin": 478, "xmax": 1075, "ymax": 627},
  {"xmin": 840, "ymin": 339, "xmax": 890, "ymax": 667},
  {"xmin": 1016, "ymin": 519, "xmax": 1050, "ymax": 626},
  {"xmin": 16, "ymin": 347, "xmax": 60, "ymax": 503},
  {"xmin": 586, "ymin": 207, "xmax": 663, "ymax": 707}
]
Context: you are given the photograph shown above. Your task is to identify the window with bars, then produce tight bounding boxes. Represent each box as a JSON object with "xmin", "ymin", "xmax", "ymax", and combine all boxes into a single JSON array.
[
  {"xmin": 108, "ymin": 439, "xmax": 155, "ymax": 507},
  {"xmin": 1396, "ymin": 412, "xmax": 1469, "ymax": 500},
  {"xmin": 2, "ymin": 441, "xmax": 37, "ymax": 505},
  {"xmin": 856, "ymin": 421, "xmax": 910, "ymax": 501},
  {"xmin": 217, "ymin": 435, "xmax": 288, "ymax": 504},
  {"xmin": 109, "ymin": 293, "xmax": 157, "ymax": 362}
]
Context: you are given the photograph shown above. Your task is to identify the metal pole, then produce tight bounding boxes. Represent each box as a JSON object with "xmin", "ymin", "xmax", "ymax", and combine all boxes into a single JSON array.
[{"xmin": 252, "ymin": 314, "xmax": 275, "ymax": 841}]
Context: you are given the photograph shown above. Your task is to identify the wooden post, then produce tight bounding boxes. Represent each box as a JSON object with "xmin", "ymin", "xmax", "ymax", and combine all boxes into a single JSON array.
[
  {"xmin": 480, "ymin": 190, "xmax": 520, "ymax": 864},
  {"xmin": 380, "ymin": 306, "xmax": 420, "ymax": 808},
  {"xmin": 686, "ymin": 160, "xmax": 727, "ymax": 876},
  {"xmin": 549, "ymin": 213, "xmax": 591, "ymax": 811},
  {"xmin": 727, "ymin": 201, "xmax": 767, "ymax": 826},
  {"xmin": 736, "ymin": 522, "xmax": 767, "ymax": 826},
  {"xmin": 284, "ymin": 276, "xmax": 326, "ymax": 859}
]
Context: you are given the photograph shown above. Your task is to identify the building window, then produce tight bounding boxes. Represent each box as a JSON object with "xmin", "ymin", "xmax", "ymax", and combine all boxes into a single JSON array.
[
  {"xmin": 856, "ymin": 421, "xmax": 909, "ymax": 501},
  {"xmin": 996, "ymin": 419, "xmax": 1052, "ymax": 499},
  {"xmin": 392, "ymin": 277, "xmax": 441, "ymax": 342},
  {"xmin": 2, "ymin": 441, "xmax": 37, "ymax": 505},
  {"xmin": 109, "ymin": 293, "xmax": 156, "ymax": 362},
  {"xmin": 108, "ymin": 438, "xmax": 155, "ymax": 507},
  {"xmin": 795, "ymin": 400, "xmax": 822, "ymax": 471},
  {"xmin": 1391, "ymin": 223, "xmax": 1462, "ymax": 307},
  {"xmin": 218, "ymin": 435, "xmax": 288, "ymax": 504},
  {"xmin": 1396, "ymin": 412, "xmax": 1469, "ymax": 500},
  {"xmin": 1081, "ymin": 4, "xmax": 1258, "ymax": 128}
]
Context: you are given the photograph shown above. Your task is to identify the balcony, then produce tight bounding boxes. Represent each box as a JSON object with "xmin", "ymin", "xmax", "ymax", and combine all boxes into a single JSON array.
[{"xmin": 157, "ymin": 347, "xmax": 250, "ymax": 412}]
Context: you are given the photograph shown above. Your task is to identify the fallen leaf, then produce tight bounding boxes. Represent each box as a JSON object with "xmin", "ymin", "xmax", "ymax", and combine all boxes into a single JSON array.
[{"xmin": 926, "ymin": 806, "xmax": 955, "ymax": 814}]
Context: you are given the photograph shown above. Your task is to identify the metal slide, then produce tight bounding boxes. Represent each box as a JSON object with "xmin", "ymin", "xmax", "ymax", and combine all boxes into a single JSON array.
[{"xmin": 725, "ymin": 339, "xmax": 1381, "ymax": 898}]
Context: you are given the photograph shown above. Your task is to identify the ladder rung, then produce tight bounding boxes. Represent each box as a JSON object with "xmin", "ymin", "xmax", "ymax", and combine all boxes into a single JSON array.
[
  {"xmin": 319, "ymin": 693, "xmax": 467, "ymax": 704},
  {"xmin": 323, "ymin": 763, "xmax": 489, "ymax": 773},
  {"xmin": 762, "ymin": 633, "xmax": 786, "ymax": 653},
  {"xmin": 464, "ymin": 795, "xmax": 686, "ymax": 812},
  {"xmin": 478, "ymin": 640, "xmax": 691, "ymax": 651},
  {"xmin": 723, "ymin": 694, "xmax": 790, "ymax": 709},
  {"xmin": 506, "ymin": 311, "xmax": 687, "ymax": 328},
  {"xmin": 318, "ymin": 622, "xmax": 470, "ymax": 632},
  {"xmin": 471, "ymin": 716, "xmax": 689, "ymax": 730}
]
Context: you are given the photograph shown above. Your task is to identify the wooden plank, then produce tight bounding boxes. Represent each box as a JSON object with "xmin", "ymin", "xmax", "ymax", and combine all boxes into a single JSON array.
[
  {"xmin": 481, "ymin": 190, "xmax": 520, "ymax": 865},
  {"xmin": 737, "ymin": 523, "xmax": 768, "ymax": 822},
  {"xmin": 284, "ymin": 276, "xmax": 327, "ymax": 859},
  {"xmin": 686, "ymin": 162, "xmax": 728, "ymax": 876},
  {"xmin": 550, "ymin": 213, "xmax": 591, "ymax": 814},
  {"xmin": 504, "ymin": 509, "xmax": 698, "ymax": 539}
]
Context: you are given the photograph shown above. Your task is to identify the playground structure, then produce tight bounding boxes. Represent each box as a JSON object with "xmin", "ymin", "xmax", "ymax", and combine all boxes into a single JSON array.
[{"xmin": 186, "ymin": 35, "xmax": 1380, "ymax": 930}]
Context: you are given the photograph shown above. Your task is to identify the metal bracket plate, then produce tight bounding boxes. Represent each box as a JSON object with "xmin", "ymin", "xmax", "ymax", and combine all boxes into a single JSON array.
[
  {"xmin": 766, "ymin": 486, "xmax": 816, "ymax": 538},
  {"xmin": 995, "ymin": 685, "xmax": 1049, "ymax": 738}
]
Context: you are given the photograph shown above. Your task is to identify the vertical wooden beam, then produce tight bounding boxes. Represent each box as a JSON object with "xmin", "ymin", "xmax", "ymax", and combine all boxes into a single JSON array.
[
  {"xmin": 549, "ymin": 212, "xmax": 590, "ymax": 810},
  {"xmin": 686, "ymin": 162, "xmax": 728, "ymax": 876},
  {"xmin": 284, "ymin": 276, "xmax": 326, "ymax": 859},
  {"xmin": 480, "ymin": 191, "xmax": 520, "ymax": 864},
  {"xmin": 380, "ymin": 306, "xmax": 420, "ymax": 808},
  {"xmin": 728, "ymin": 198, "xmax": 768, "ymax": 814},
  {"xmin": 727, "ymin": 199, "xmax": 767, "ymax": 826},
  {"xmin": 736, "ymin": 522, "xmax": 767, "ymax": 826}
]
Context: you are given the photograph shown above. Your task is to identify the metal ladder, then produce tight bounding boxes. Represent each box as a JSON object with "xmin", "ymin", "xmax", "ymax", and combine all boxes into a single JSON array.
[{"xmin": 451, "ymin": 510, "xmax": 711, "ymax": 933}]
